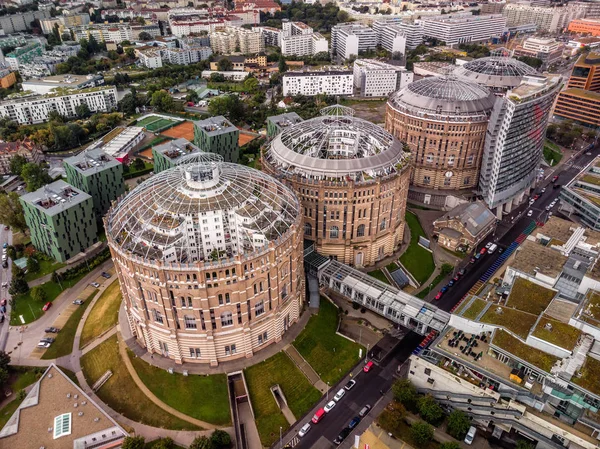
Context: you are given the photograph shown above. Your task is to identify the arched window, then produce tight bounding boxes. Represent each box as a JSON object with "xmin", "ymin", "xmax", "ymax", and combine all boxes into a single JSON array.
[
  {"xmin": 304, "ymin": 222, "xmax": 312, "ymax": 236},
  {"xmin": 330, "ymin": 226, "xmax": 339, "ymax": 239},
  {"xmin": 356, "ymin": 224, "xmax": 365, "ymax": 237},
  {"xmin": 380, "ymin": 219, "xmax": 387, "ymax": 231},
  {"xmin": 221, "ymin": 312, "xmax": 233, "ymax": 327}
]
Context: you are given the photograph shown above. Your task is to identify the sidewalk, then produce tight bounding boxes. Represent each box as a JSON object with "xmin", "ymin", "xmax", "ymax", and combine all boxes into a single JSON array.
[{"xmin": 120, "ymin": 305, "xmax": 313, "ymax": 375}]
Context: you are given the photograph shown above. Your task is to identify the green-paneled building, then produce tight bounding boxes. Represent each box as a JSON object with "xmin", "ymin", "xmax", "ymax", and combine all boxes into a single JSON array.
[
  {"xmin": 193, "ymin": 116, "xmax": 239, "ymax": 163},
  {"xmin": 266, "ymin": 112, "xmax": 303, "ymax": 138},
  {"xmin": 20, "ymin": 180, "xmax": 98, "ymax": 262},
  {"xmin": 63, "ymin": 149, "xmax": 125, "ymax": 219},
  {"xmin": 152, "ymin": 138, "xmax": 203, "ymax": 173}
]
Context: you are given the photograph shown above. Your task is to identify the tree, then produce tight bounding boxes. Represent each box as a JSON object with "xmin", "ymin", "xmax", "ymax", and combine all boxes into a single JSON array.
[
  {"xmin": 75, "ymin": 103, "xmax": 91, "ymax": 118},
  {"xmin": 211, "ymin": 429, "xmax": 231, "ymax": 448},
  {"xmin": 186, "ymin": 90, "xmax": 199, "ymax": 103},
  {"xmin": 118, "ymin": 93, "xmax": 139, "ymax": 116},
  {"xmin": 9, "ymin": 155, "xmax": 27, "ymax": 175},
  {"xmin": 31, "ymin": 286, "xmax": 47, "ymax": 303},
  {"xmin": 121, "ymin": 436, "xmax": 146, "ymax": 449},
  {"xmin": 208, "ymin": 95, "xmax": 246, "ymax": 124},
  {"xmin": 150, "ymin": 91, "xmax": 174, "ymax": 112},
  {"xmin": 151, "ymin": 438, "xmax": 175, "ymax": 449},
  {"xmin": 516, "ymin": 441, "xmax": 535, "ymax": 449},
  {"xmin": 278, "ymin": 55, "xmax": 288, "ymax": 73},
  {"xmin": 26, "ymin": 256, "xmax": 39, "ymax": 274},
  {"xmin": 411, "ymin": 421, "xmax": 434, "ymax": 446},
  {"xmin": 378, "ymin": 401, "xmax": 405, "ymax": 433},
  {"xmin": 9, "ymin": 271, "xmax": 29, "ymax": 295},
  {"xmin": 440, "ymin": 442, "xmax": 461, "ymax": 449},
  {"xmin": 107, "ymin": 50, "xmax": 119, "ymax": 60},
  {"xmin": 418, "ymin": 395, "xmax": 444, "ymax": 424},
  {"xmin": 6, "ymin": 246, "xmax": 15, "ymax": 261},
  {"xmin": 392, "ymin": 379, "xmax": 417, "ymax": 408},
  {"xmin": 0, "ymin": 192, "xmax": 27, "ymax": 232},
  {"xmin": 516, "ymin": 56, "xmax": 543, "ymax": 69},
  {"xmin": 210, "ymin": 72, "xmax": 225, "ymax": 82},
  {"xmin": 446, "ymin": 410, "xmax": 471, "ymax": 440},
  {"xmin": 243, "ymin": 77, "xmax": 259, "ymax": 93},
  {"xmin": 189, "ymin": 436, "xmax": 213, "ymax": 449},
  {"xmin": 132, "ymin": 158, "xmax": 145, "ymax": 171},
  {"xmin": 51, "ymin": 271, "xmax": 62, "ymax": 284},
  {"xmin": 0, "ymin": 351, "xmax": 10, "ymax": 371},
  {"xmin": 20, "ymin": 163, "xmax": 52, "ymax": 192},
  {"xmin": 125, "ymin": 47, "xmax": 136, "ymax": 59},
  {"xmin": 138, "ymin": 31, "xmax": 153, "ymax": 41},
  {"xmin": 217, "ymin": 58, "xmax": 233, "ymax": 71}
]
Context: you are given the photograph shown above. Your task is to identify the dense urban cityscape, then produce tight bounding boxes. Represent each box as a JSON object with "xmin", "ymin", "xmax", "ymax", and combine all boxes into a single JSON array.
[{"xmin": 0, "ymin": 0, "xmax": 598, "ymax": 449}]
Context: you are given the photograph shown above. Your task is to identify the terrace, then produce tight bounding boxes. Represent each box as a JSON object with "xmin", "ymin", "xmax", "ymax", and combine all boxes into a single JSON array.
[
  {"xmin": 458, "ymin": 296, "xmax": 488, "ymax": 320},
  {"xmin": 491, "ymin": 330, "xmax": 559, "ymax": 374},
  {"xmin": 505, "ymin": 277, "xmax": 556, "ymax": 315},
  {"xmin": 571, "ymin": 356, "xmax": 600, "ymax": 396},
  {"xmin": 531, "ymin": 315, "xmax": 582, "ymax": 351},
  {"xmin": 576, "ymin": 290, "xmax": 600, "ymax": 327}
]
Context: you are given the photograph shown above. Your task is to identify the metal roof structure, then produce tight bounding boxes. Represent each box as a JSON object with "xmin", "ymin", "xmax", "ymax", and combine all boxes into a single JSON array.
[
  {"xmin": 320, "ymin": 104, "xmax": 355, "ymax": 117},
  {"xmin": 453, "ymin": 56, "xmax": 536, "ymax": 92},
  {"xmin": 388, "ymin": 76, "xmax": 496, "ymax": 122},
  {"xmin": 266, "ymin": 114, "xmax": 408, "ymax": 179},
  {"xmin": 106, "ymin": 161, "xmax": 300, "ymax": 263}
]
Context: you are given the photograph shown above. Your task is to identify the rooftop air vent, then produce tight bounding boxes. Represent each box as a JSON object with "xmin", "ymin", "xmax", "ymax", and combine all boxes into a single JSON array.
[{"xmin": 545, "ymin": 323, "xmax": 553, "ymax": 331}]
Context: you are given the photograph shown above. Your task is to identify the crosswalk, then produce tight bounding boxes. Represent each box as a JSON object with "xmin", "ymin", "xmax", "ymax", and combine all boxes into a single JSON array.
[{"xmin": 286, "ymin": 436, "xmax": 299, "ymax": 448}]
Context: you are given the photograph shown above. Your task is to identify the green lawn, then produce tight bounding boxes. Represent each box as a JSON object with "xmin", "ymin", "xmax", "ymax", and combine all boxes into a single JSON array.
[
  {"xmin": 128, "ymin": 350, "xmax": 231, "ymax": 425},
  {"xmin": 10, "ymin": 271, "xmax": 90, "ymax": 325},
  {"xmin": 244, "ymin": 351, "xmax": 321, "ymax": 447},
  {"xmin": 8, "ymin": 366, "xmax": 42, "ymax": 392},
  {"xmin": 293, "ymin": 298, "xmax": 364, "ymax": 385},
  {"xmin": 24, "ymin": 258, "xmax": 65, "ymax": 282},
  {"xmin": 400, "ymin": 212, "xmax": 435, "ymax": 285},
  {"xmin": 416, "ymin": 264, "xmax": 454, "ymax": 299},
  {"xmin": 81, "ymin": 335, "xmax": 200, "ymax": 430},
  {"xmin": 42, "ymin": 291, "xmax": 97, "ymax": 360},
  {"xmin": 368, "ymin": 268, "xmax": 390, "ymax": 285},
  {"xmin": 80, "ymin": 281, "xmax": 122, "ymax": 349},
  {"xmin": 0, "ymin": 397, "xmax": 23, "ymax": 429},
  {"xmin": 543, "ymin": 140, "xmax": 563, "ymax": 166}
]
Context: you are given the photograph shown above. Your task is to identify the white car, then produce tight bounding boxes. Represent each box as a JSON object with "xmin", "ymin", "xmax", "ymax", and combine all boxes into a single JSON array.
[
  {"xmin": 37, "ymin": 341, "xmax": 51, "ymax": 349},
  {"xmin": 1, "ymin": 282, "xmax": 7, "ymax": 288},
  {"xmin": 334, "ymin": 389, "xmax": 345, "ymax": 402},
  {"xmin": 298, "ymin": 423, "xmax": 311, "ymax": 438},
  {"xmin": 324, "ymin": 400, "xmax": 336, "ymax": 413},
  {"xmin": 527, "ymin": 210, "xmax": 533, "ymax": 217},
  {"xmin": 464, "ymin": 426, "xmax": 477, "ymax": 445}
]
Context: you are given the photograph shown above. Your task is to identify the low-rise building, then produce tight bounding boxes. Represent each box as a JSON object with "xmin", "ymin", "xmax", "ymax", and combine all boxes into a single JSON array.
[
  {"xmin": 86, "ymin": 126, "xmax": 145, "ymax": 162},
  {"xmin": 0, "ymin": 69, "xmax": 16, "ymax": 89},
  {"xmin": 282, "ymin": 70, "xmax": 354, "ymax": 96},
  {"xmin": 560, "ymin": 157, "xmax": 600, "ymax": 231},
  {"xmin": 0, "ymin": 86, "xmax": 118, "ymax": 125},
  {"xmin": 152, "ymin": 138, "xmax": 204, "ymax": 173},
  {"xmin": 0, "ymin": 139, "xmax": 41, "ymax": 175},
  {"xmin": 331, "ymin": 23, "xmax": 377, "ymax": 60},
  {"xmin": 64, "ymin": 149, "xmax": 125, "ymax": 218},
  {"xmin": 5, "ymin": 42, "xmax": 43, "ymax": 71},
  {"xmin": 20, "ymin": 180, "xmax": 98, "ymax": 262},
  {"xmin": 193, "ymin": 116, "xmax": 239, "ymax": 163},
  {"xmin": 433, "ymin": 201, "xmax": 496, "ymax": 251},
  {"xmin": 353, "ymin": 59, "xmax": 413, "ymax": 97},
  {"xmin": 266, "ymin": 112, "xmax": 303, "ymax": 137},
  {"xmin": 514, "ymin": 37, "xmax": 564, "ymax": 65},
  {"xmin": 421, "ymin": 13, "xmax": 506, "ymax": 47},
  {"xmin": 569, "ymin": 17, "xmax": 600, "ymax": 36},
  {"xmin": 21, "ymin": 74, "xmax": 104, "ymax": 95},
  {"xmin": 0, "ymin": 364, "xmax": 128, "ymax": 447}
]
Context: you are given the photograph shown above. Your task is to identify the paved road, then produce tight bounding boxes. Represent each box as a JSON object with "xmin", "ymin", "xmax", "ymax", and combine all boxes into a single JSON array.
[
  {"xmin": 286, "ymin": 145, "xmax": 600, "ymax": 449},
  {"xmin": 0, "ymin": 227, "xmax": 12, "ymax": 352}
]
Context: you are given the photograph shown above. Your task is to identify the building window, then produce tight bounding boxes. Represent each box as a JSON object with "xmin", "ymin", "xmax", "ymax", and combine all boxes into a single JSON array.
[
  {"xmin": 221, "ymin": 311, "xmax": 233, "ymax": 326},
  {"xmin": 380, "ymin": 218, "xmax": 387, "ymax": 231},
  {"xmin": 225, "ymin": 293, "xmax": 230, "ymax": 304},
  {"xmin": 426, "ymin": 153, "xmax": 434, "ymax": 163},
  {"xmin": 218, "ymin": 294, "xmax": 224, "ymax": 305},
  {"xmin": 189, "ymin": 348, "xmax": 201, "ymax": 358},
  {"xmin": 225, "ymin": 344, "xmax": 237, "ymax": 356},
  {"xmin": 463, "ymin": 177, "xmax": 470, "ymax": 185},
  {"xmin": 258, "ymin": 331, "xmax": 268, "ymax": 345},
  {"xmin": 467, "ymin": 154, "xmax": 474, "ymax": 165},
  {"xmin": 153, "ymin": 310, "xmax": 163, "ymax": 324},
  {"xmin": 53, "ymin": 413, "xmax": 72, "ymax": 439},
  {"xmin": 423, "ymin": 176, "xmax": 430, "ymax": 185},
  {"xmin": 356, "ymin": 224, "xmax": 365, "ymax": 237},
  {"xmin": 444, "ymin": 177, "xmax": 451, "ymax": 186},
  {"xmin": 330, "ymin": 226, "xmax": 339, "ymax": 239},
  {"xmin": 184, "ymin": 315, "xmax": 197, "ymax": 329},
  {"xmin": 304, "ymin": 222, "xmax": 312, "ymax": 237},
  {"xmin": 255, "ymin": 301, "xmax": 265, "ymax": 316},
  {"xmin": 448, "ymin": 155, "xmax": 455, "ymax": 166}
]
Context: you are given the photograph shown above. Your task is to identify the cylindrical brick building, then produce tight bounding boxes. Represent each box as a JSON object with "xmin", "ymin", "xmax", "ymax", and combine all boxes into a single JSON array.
[
  {"xmin": 262, "ymin": 113, "xmax": 411, "ymax": 267},
  {"xmin": 105, "ymin": 160, "xmax": 304, "ymax": 366},
  {"xmin": 386, "ymin": 76, "xmax": 496, "ymax": 191}
]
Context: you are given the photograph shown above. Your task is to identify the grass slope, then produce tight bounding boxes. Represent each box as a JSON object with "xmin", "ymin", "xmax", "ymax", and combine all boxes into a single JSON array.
[
  {"xmin": 400, "ymin": 212, "xmax": 435, "ymax": 285},
  {"xmin": 80, "ymin": 281, "xmax": 122, "ymax": 349}
]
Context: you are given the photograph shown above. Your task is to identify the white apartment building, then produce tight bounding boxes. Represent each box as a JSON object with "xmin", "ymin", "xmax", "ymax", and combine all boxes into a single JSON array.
[
  {"xmin": 282, "ymin": 70, "xmax": 353, "ymax": 96},
  {"xmin": 70, "ymin": 23, "xmax": 160, "ymax": 44},
  {"xmin": 518, "ymin": 37, "xmax": 564, "ymax": 63},
  {"xmin": 421, "ymin": 13, "xmax": 506, "ymax": 47},
  {"xmin": 136, "ymin": 48, "xmax": 163, "ymax": 68},
  {"xmin": 503, "ymin": 3, "xmax": 590, "ymax": 33},
  {"xmin": 253, "ymin": 26, "xmax": 281, "ymax": 46},
  {"xmin": 353, "ymin": 59, "xmax": 413, "ymax": 97},
  {"xmin": 0, "ymin": 86, "xmax": 118, "ymax": 125},
  {"xmin": 372, "ymin": 20, "xmax": 407, "ymax": 55},
  {"xmin": 162, "ymin": 46, "xmax": 212, "ymax": 65},
  {"xmin": 279, "ymin": 20, "xmax": 328, "ymax": 56},
  {"xmin": 331, "ymin": 23, "xmax": 377, "ymax": 60},
  {"xmin": 210, "ymin": 26, "xmax": 264, "ymax": 55}
]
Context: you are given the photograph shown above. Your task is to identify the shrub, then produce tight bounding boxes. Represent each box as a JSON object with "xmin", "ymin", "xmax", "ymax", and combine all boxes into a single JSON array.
[
  {"xmin": 121, "ymin": 436, "xmax": 145, "ymax": 449},
  {"xmin": 377, "ymin": 401, "xmax": 405, "ymax": 434},
  {"xmin": 411, "ymin": 421, "xmax": 434, "ymax": 446},
  {"xmin": 211, "ymin": 429, "xmax": 232, "ymax": 448},
  {"xmin": 446, "ymin": 410, "xmax": 470, "ymax": 440},
  {"xmin": 352, "ymin": 302, "xmax": 360, "ymax": 310},
  {"xmin": 392, "ymin": 379, "xmax": 417, "ymax": 409},
  {"xmin": 418, "ymin": 395, "xmax": 444, "ymax": 424},
  {"xmin": 189, "ymin": 436, "xmax": 213, "ymax": 449},
  {"xmin": 440, "ymin": 443, "xmax": 461, "ymax": 449},
  {"xmin": 152, "ymin": 437, "xmax": 175, "ymax": 449}
]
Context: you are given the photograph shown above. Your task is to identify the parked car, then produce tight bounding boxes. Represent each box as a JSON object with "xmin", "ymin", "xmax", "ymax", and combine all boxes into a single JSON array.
[
  {"xmin": 363, "ymin": 361, "xmax": 374, "ymax": 372},
  {"xmin": 2, "ymin": 243, "xmax": 6, "ymax": 248},
  {"xmin": 312, "ymin": 408, "xmax": 326, "ymax": 424},
  {"xmin": 90, "ymin": 282, "xmax": 100, "ymax": 288},
  {"xmin": 324, "ymin": 400, "xmax": 336, "ymax": 413},
  {"xmin": 485, "ymin": 242, "xmax": 493, "ymax": 250},
  {"xmin": 1, "ymin": 283, "xmax": 6, "ymax": 288},
  {"xmin": 488, "ymin": 244, "xmax": 498, "ymax": 254},
  {"xmin": 42, "ymin": 302, "xmax": 52, "ymax": 311},
  {"xmin": 458, "ymin": 268, "xmax": 466, "ymax": 276},
  {"xmin": 527, "ymin": 210, "xmax": 533, "ymax": 217},
  {"xmin": 2, "ymin": 262, "xmax": 7, "ymax": 269},
  {"xmin": 435, "ymin": 291, "xmax": 443, "ymax": 300},
  {"xmin": 348, "ymin": 416, "xmax": 361, "ymax": 430},
  {"xmin": 479, "ymin": 247, "xmax": 487, "ymax": 255},
  {"xmin": 474, "ymin": 253, "xmax": 482, "ymax": 260},
  {"xmin": 45, "ymin": 327, "xmax": 59, "ymax": 333},
  {"xmin": 298, "ymin": 423, "xmax": 311, "ymax": 437},
  {"xmin": 344, "ymin": 380, "xmax": 356, "ymax": 391},
  {"xmin": 441, "ymin": 286, "xmax": 449, "ymax": 293},
  {"xmin": 37, "ymin": 341, "xmax": 51, "ymax": 349},
  {"xmin": 0, "ymin": 315, "xmax": 4, "ymax": 324},
  {"xmin": 552, "ymin": 175, "xmax": 559, "ymax": 183},
  {"xmin": 453, "ymin": 275, "xmax": 460, "ymax": 281},
  {"xmin": 448, "ymin": 280, "xmax": 455, "ymax": 287},
  {"xmin": 464, "ymin": 426, "xmax": 477, "ymax": 445},
  {"xmin": 469, "ymin": 257, "xmax": 476, "ymax": 264},
  {"xmin": 40, "ymin": 337, "xmax": 55, "ymax": 344},
  {"xmin": 334, "ymin": 428, "xmax": 351, "ymax": 445},
  {"xmin": 3, "ymin": 226, "xmax": 8, "ymax": 231},
  {"xmin": 334, "ymin": 389, "xmax": 346, "ymax": 402},
  {"xmin": 541, "ymin": 188, "xmax": 546, "ymax": 193},
  {"xmin": 359, "ymin": 404, "xmax": 371, "ymax": 417},
  {"xmin": 73, "ymin": 299, "xmax": 84, "ymax": 305},
  {"xmin": 101, "ymin": 272, "xmax": 111, "ymax": 279}
]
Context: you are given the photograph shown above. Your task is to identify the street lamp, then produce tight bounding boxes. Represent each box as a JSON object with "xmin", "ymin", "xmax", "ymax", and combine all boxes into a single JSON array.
[{"xmin": 280, "ymin": 426, "xmax": 282, "ymax": 449}]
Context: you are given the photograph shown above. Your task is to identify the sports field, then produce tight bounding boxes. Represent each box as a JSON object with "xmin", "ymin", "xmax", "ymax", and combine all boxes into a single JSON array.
[
  {"xmin": 161, "ymin": 121, "xmax": 195, "ymax": 140},
  {"xmin": 137, "ymin": 115, "xmax": 180, "ymax": 132}
]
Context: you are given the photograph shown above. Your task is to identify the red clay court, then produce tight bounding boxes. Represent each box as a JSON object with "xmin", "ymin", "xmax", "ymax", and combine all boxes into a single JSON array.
[{"xmin": 161, "ymin": 121, "xmax": 195, "ymax": 140}]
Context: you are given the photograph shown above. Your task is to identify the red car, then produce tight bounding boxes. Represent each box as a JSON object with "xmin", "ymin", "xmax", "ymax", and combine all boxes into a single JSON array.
[
  {"xmin": 42, "ymin": 302, "xmax": 52, "ymax": 312},
  {"xmin": 435, "ymin": 291, "xmax": 443, "ymax": 300},
  {"xmin": 480, "ymin": 248, "xmax": 487, "ymax": 255},
  {"xmin": 533, "ymin": 195, "xmax": 539, "ymax": 200},
  {"xmin": 552, "ymin": 176, "xmax": 559, "ymax": 183},
  {"xmin": 364, "ymin": 361, "xmax": 374, "ymax": 372}
]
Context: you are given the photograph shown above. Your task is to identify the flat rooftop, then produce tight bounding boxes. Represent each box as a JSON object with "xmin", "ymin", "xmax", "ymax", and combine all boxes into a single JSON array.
[
  {"xmin": 64, "ymin": 148, "xmax": 121, "ymax": 174},
  {"xmin": 153, "ymin": 138, "xmax": 203, "ymax": 162},
  {"xmin": 97, "ymin": 127, "xmax": 144, "ymax": 157},
  {"xmin": 194, "ymin": 116, "xmax": 237, "ymax": 136},
  {"xmin": 267, "ymin": 112, "xmax": 303, "ymax": 128},
  {"xmin": 22, "ymin": 74, "xmax": 101, "ymax": 87},
  {"xmin": 511, "ymin": 240, "xmax": 568, "ymax": 279},
  {"xmin": 20, "ymin": 180, "xmax": 91, "ymax": 216}
]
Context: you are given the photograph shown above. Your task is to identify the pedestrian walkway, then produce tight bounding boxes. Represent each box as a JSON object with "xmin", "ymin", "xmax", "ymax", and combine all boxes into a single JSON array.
[
  {"xmin": 284, "ymin": 345, "xmax": 327, "ymax": 393},
  {"xmin": 81, "ymin": 327, "xmax": 117, "ymax": 356}
]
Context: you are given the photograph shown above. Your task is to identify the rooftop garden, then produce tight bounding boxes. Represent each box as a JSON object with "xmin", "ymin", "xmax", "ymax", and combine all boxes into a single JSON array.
[
  {"xmin": 580, "ymin": 174, "xmax": 600, "ymax": 187},
  {"xmin": 460, "ymin": 297, "xmax": 488, "ymax": 320},
  {"xmin": 506, "ymin": 277, "xmax": 555, "ymax": 315},
  {"xmin": 580, "ymin": 291, "xmax": 600, "ymax": 325},
  {"xmin": 531, "ymin": 315, "xmax": 582, "ymax": 351},
  {"xmin": 480, "ymin": 305, "xmax": 537, "ymax": 339},
  {"xmin": 572, "ymin": 356, "xmax": 600, "ymax": 395},
  {"xmin": 492, "ymin": 330, "xmax": 559, "ymax": 373}
]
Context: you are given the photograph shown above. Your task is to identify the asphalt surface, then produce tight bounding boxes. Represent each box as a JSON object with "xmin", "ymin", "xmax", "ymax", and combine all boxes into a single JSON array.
[
  {"xmin": 0, "ymin": 227, "xmax": 11, "ymax": 352},
  {"xmin": 284, "ymin": 145, "xmax": 599, "ymax": 449}
]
